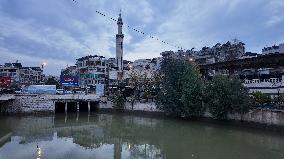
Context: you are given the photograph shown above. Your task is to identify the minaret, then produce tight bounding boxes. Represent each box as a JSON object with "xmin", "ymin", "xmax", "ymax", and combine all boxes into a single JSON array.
[{"xmin": 116, "ymin": 10, "xmax": 124, "ymax": 71}]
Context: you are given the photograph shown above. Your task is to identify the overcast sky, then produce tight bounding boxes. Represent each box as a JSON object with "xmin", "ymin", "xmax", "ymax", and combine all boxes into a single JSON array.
[{"xmin": 1, "ymin": 0, "xmax": 284, "ymax": 75}]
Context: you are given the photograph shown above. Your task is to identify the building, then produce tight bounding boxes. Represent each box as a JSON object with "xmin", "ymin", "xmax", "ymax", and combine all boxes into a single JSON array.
[
  {"xmin": 20, "ymin": 67, "xmax": 44, "ymax": 85},
  {"xmin": 243, "ymin": 75, "xmax": 284, "ymax": 97},
  {"xmin": 0, "ymin": 63, "xmax": 22, "ymax": 83},
  {"xmin": 262, "ymin": 43, "xmax": 284, "ymax": 55},
  {"xmin": 75, "ymin": 55, "xmax": 107, "ymax": 88},
  {"xmin": 124, "ymin": 57, "xmax": 162, "ymax": 80},
  {"xmin": 0, "ymin": 62, "xmax": 44, "ymax": 87},
  {"xmin": 239, "ymin": 52, "xmax": 258, "ymax": 59},
  {"xmin": 61, "ymin": 66, "xmax": 77, "ymax": 76}
]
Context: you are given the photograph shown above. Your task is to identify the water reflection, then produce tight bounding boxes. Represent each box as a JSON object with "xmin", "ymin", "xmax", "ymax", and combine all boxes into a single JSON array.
[{"xmin": 0, "ymin": 113, "xmax": 283, "ymax": 159}]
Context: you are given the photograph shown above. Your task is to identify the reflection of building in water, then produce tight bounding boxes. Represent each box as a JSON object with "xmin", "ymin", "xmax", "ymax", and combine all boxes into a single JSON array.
[
  {"xmin": 1, "ymin": 114, "xmax": 284, "ymax": 159},
  {"xmin": 53, "ymin": 114, "xmax": 164, "ymax": 158},
  {"xmin": 0, "ymin": 114, "xmax": 164, "ymax": 159}
]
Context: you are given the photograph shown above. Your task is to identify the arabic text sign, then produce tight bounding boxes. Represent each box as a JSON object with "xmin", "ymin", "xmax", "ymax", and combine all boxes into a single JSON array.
[{"xmin": 60, "ymin": 76, "xmax": 79, "ymax": 86}]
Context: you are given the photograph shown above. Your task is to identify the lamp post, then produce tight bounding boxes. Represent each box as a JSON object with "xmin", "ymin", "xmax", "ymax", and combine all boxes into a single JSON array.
[{"xmin": 41, "ymin": 62, "xmax": 47, "ymax": 84}]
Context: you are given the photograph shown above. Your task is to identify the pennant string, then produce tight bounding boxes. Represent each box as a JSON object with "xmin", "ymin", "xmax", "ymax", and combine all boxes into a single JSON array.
[{"xmin": 72, "ymin": 0, "xmax": 186, "ymax": 51}]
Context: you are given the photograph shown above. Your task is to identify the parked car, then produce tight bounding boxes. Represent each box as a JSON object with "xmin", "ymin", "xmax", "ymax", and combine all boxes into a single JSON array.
[
  {"xmin": 15, "ymin": 90, "xmax": 22, "ymax": 94},
  {"xmin": 56, "ymin": 89, "xmax": 64, "ymax": 94}
]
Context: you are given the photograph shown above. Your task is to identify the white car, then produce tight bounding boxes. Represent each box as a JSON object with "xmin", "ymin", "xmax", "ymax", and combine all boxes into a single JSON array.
[
  {"xmin": 56, "ymin": 89, "xmax": 64, "ymax": 94},
  {"xmin": 15, "ymin": 90, "xmax": 22, "ymax": 94}
]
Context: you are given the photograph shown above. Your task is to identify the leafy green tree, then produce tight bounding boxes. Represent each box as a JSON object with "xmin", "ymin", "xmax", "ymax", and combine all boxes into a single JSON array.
[
  {"xmin": 45, "ymin": 77, "xmax": 60, "ymax": 88},
  {"xmin": 112, "ymin": 90, "xmax": 126, "ymax": 109},
  {"xmin": 252, "ymin": 91, "xmax": 271, "ymax": 106},
  {"xmin": 279, "ymin": 95, "xmax": 284, "ymax": 103},
  {"xmin": 205, "ymin": 76, "xmax": 250, "ymax": 119},
  {"xmin": 156, "ymin": 58, "xmax": 205, "ymax": 118},
  {"xmin": 156, "ymin": 59, "xmax": 185, "ymax": 117},
  {"xmin": 180, "ymin": 64, "xmax": 205, "ymax": 117}
]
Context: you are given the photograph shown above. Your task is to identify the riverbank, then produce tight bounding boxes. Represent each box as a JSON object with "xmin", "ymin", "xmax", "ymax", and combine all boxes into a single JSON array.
[
  {"xmin": 1, "ymin": 94, "xmax": 284, "ymax": 128},
  {"xmin": 96, "ymin": 108, "xmax": 284, "ymax": 132},
  {"xmin": 101, "ymin": 101, "xmax": 284, "ymax": 126}
]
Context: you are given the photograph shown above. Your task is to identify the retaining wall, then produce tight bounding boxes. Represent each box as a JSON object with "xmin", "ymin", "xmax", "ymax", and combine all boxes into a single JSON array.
[
  {"xmin": 1, "ymin": 96, "xmax": 284, "ymax": 126},
  {"xmin": 0, "ymin": 95, "xmax": 54, "ymax": 113},
  {"xmin": 120, "ymin": 102, "xmax": 284, "ymax": 126}
]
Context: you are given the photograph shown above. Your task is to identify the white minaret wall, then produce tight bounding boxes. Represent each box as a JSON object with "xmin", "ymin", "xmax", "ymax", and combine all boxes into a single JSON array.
[{"xmin": 116, "ymin": 12, "xmax": 124, "ymax": 71}]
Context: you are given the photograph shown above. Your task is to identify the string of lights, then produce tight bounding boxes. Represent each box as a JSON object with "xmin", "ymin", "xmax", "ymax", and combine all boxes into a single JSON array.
[{"xmin": 72, "ymin": 0, "xmax": 187, "ymax": 51}]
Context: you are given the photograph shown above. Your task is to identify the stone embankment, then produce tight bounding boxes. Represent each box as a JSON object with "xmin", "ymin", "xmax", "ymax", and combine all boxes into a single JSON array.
[
  {"xmin": 0, "ymin": 94, "xmax": 54, "ymax": 113},
  {"xmin": 1, "ymin": 94, "xmax": 284, "ymax": 126},
  {"xmin": 101, "ymin": 101, "xmax": 284, "ymax": 126},
  {"xmin": 0, "ymin": 94, "xmax": 100, "ymax": 113}
]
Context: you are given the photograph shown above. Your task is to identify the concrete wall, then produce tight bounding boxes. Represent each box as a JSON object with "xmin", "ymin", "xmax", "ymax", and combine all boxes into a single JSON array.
[
  {"xmin": 228, "ymin": 109, "xmax": 284, "ymax": 126},
  {"xmin": 1, "ymin": 96, "xmax": 284, "ymax": 126},
  {"xmin": 1, "ymin": 95, "xmax": 54, "ymax": 113},
  {"xmin": 99, "ymin": 101, "xmax": 162, "ymax": 112},
  {"xmin": 120, "ymin": 102, "xmax": 284, "ymax": 126}
]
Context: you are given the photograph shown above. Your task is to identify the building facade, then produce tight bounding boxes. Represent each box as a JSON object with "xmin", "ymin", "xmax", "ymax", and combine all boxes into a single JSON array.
[
  {"xmin": 75, "ymin": 55, "xmax": 107, "ymax": 88},
  {"xmin": 0, "ymin": 62, "xmax": 44, "ymax": 87},
  {"xmin": 262, "ymin": 43, "xmax": 284, "ymax": 54}
]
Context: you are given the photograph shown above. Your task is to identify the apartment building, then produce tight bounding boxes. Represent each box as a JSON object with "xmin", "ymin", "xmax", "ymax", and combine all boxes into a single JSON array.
[
  {"xmin": 75, "ymin": 55, "xmax": 107, "ymax": 88},
  {"xmin": 262, "ymin": 43, "xmax": 284, "ymax": 55},
  {"xmin": 0, "ymin": 62, "xmax": 44, "ymax": 86}
]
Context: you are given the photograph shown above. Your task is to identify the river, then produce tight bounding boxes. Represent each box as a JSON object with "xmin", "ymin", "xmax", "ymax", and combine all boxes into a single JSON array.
[{"xmin": 0, "ymin": 113, "xmax": 283, "ymax": 159}]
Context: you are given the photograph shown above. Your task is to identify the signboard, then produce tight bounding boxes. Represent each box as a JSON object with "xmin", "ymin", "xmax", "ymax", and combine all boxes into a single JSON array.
[
  {"xmin": 0, "ymin": 77, "xmax": 11, "ymax": 88},
  {"xmin": 80, "ymin": 74, "xmax": 104, "ymax": 78},
  {"xmin": 60, "ymin": 76, "xmax": 79, "ymax": 87},
  {"xmin": 96, "ymin": 84, "xmax": 105, "ymax": 96},
  {"xmin": 22, "ymin": 85, "xmax": 56, "ymax": 94}
]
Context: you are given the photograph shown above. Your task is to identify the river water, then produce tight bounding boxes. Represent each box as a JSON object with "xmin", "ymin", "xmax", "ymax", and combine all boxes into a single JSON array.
[{"xmin": 0, "ymin": 113, "xmax": 283, "ymax": 159}]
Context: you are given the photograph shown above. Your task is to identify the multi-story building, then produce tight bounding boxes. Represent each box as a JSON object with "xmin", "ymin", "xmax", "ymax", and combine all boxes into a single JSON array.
[
  {"xmin": 0, "ymin": 63, "xmax": 22, "ymax": 83},
  {"xmin": 0, "ymin": 62, "xmax": 44, "ymax": 86},
  {"xmin": 20, "ymin": 67, "xmax": 44, "ymax": 85},
  {"xmin": 61, "ymin": 66, "xmax": 77, "ymax": 76},
  {"xmin": 75, "ymin": 55, "xmax": 107, "ymax": 88},
  {"xmin": 124, "ymin": 57, "xmax": 162, "ymax": 80},
  {"xmin": 262, "ymin": 43, "xmax": 284, "ymax": 55}
]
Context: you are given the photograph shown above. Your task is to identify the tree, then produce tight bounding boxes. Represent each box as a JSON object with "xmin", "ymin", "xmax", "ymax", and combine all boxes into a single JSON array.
[
  {"xmin": 156, "ymin": 58, "xmax": 205, "ymax": 118},
  {"xmin": 252, "ymin": 91, "xmax": 271, "ymax": 106},
  {"xmin": 205, "ymin": 75, "xmax": 251, "ymax": 119},
  {"xmin": 112, "ymin": 90, "xmax": 126, "ymax": 109},
  {"xmin": 180, "ymin": 64, "xmax": 205, "ymax": 118},
  {"xmin": 45, "ymin": 77, "xmax": 60, "ymax": 88}
]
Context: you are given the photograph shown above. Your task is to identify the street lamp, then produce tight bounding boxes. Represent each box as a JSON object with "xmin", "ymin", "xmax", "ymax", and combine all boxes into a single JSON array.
[{"xmin": 41, "ymin": 62, "xmax": 47, "ymax": 69}]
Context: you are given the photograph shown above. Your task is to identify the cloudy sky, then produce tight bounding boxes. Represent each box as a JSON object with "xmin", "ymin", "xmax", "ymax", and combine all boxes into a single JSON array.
[{"xmin": 1, "ymin": 0, "xmax": 284, "ymax": 75}]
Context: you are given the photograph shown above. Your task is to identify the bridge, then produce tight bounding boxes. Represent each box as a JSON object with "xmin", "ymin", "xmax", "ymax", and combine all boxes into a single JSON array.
[
  {"xmin": 46, "ymin": 94, "xmax": 102, "ymax": 113},
  {"xmin": 46, "ymin": 94, "xmax": 101, "ymax": 102}
]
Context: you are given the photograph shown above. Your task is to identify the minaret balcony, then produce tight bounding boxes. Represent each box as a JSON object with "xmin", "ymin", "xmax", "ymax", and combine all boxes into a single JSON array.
[{"xmin": 116, "ymin": 34, "xmax": 124, "ymax": 38}]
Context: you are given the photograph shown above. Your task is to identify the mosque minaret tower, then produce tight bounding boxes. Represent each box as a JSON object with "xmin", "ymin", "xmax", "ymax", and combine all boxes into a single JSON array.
[{"xmin": 116, "ymin": 10, "xmax": 124, "ymax": 71}]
